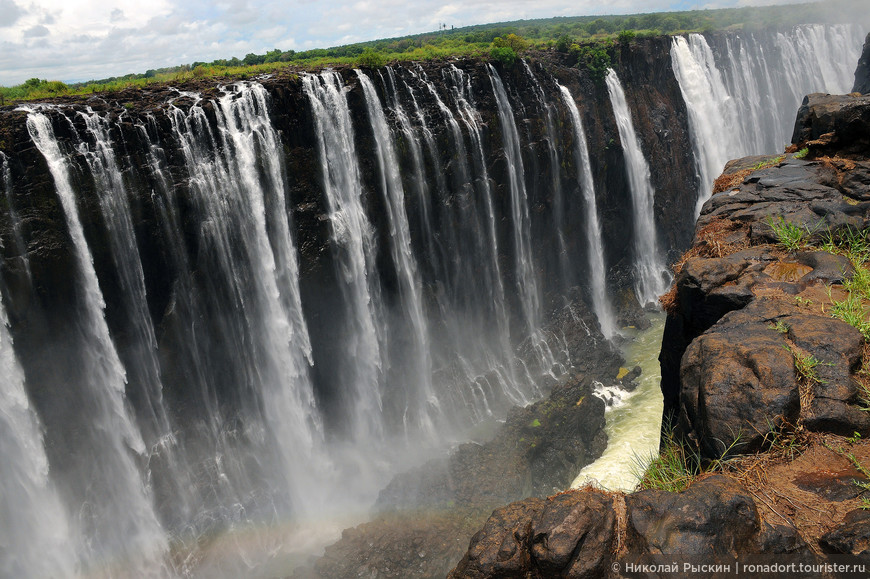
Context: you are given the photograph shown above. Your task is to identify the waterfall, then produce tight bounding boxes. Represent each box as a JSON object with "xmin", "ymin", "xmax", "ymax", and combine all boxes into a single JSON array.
[
  {"xmin": 383, "ymin": 67, "xmax": 439, "ymax": 277},
  {"xmin": 522, "ymin": 60, "xmax": 573, "ymax": 290},
  {"xmin": 411, "ymin": 67, "xmax": 535, "ymax": 413},
  {"xmin": 74, "ymin": 109, "xmax": 178, "ymax": 458},
  {"xmin": 166, "ymin": 82, "xmax": 325, "ymax": 514},
  {"xmin": 9, "ymin": 28, "xmax": 861, "ymax": 573},
  {"xmin": 604, "ymin": 69, "xmax": 671, "ymax": 306},
  {"xmin": 0, "ymin": 289, "xmax": 76, "ymax": 579},
  {"xmin": 356, "ymin": 69, "xmax": 436, "ymax": 437},
  {"xmin": 26, "ymin": 110, "xmax": 170, "ymax": 576},
  {"xmin": 671, "ymin": 24, "xmax": 864, "ymax": 213},
  {"xmin": 559, "ymin": 85, "xmax": 617, "ymax": 338},
  {"xmin": 488, "ymin": 65, "xmax": 541, "ymax": 336},
  {"xmin": 303, "ymin": 71, "xmax": 387, "ymax": 441},
  {"xmin": 1, "ymin": 152, "xmax": 30, "ymax": 278}
]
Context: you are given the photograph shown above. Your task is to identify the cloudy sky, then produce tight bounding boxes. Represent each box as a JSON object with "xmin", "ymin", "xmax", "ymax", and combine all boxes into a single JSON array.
[{"xmin": 0, "ymin": 0, "xmax": 832, "ymax": 85}]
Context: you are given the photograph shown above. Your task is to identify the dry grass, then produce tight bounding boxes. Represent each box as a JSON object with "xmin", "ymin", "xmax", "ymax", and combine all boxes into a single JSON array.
[
  {"xmin": 672, "ymin": 218, "xmax": 750, "ymax": 274},
  {"xmin": 659, "ymin": 284, "xmax": 678, "ymax": 314},
  {"xmin": 856, "ymin": 343, "xmax": 870, "ymax": 410},
  {"xmin": 659, "ymin": 218, "xmax": 750, "ymax": 313},
  {"xmin": 712, "ymin": 169, "xmax": 753, "ymax": 194},
  {"xmin": 717, "ymin": 431, "xmax": 870, "ymax": 551},
  {"xmin": 816, "ymin": 154, "xmax": 857, "ymax": 172}
]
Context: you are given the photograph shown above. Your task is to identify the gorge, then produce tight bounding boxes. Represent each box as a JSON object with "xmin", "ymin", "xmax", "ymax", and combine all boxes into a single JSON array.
[{"xmin": 0, "ymin": 23, "xmax": 865, "ymax": 578}]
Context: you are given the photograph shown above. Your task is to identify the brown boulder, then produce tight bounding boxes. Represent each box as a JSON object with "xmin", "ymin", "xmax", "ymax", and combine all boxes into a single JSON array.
[
  {"xmin": 625, "ymin": 475, "xmax": 761, "ymax": 555},
  {"xmin": 449, "ymin": 489, "xmax": 617, "ymax": 579},
  {"xmin": 680, "ymin": 299, "xmax": 866, "ymax": 459},
  {"xmin": 820, "ymin": 509, "xmax": 870, "ymax": 556}
]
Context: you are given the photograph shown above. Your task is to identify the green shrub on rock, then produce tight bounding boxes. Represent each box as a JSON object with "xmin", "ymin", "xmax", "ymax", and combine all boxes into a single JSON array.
[
  {"xmin": 490, "ymin": 46, "xmax": 517, "ymax": 67},
  {"xmin": 356, "ymin": 49, "xmax": 386, "ymax": 69}
]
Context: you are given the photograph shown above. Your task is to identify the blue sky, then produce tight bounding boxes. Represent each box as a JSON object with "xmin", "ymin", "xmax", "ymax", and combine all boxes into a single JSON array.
[{"xmin": 0, "ymin": 0, "xmax": 827, "ymax": 85}]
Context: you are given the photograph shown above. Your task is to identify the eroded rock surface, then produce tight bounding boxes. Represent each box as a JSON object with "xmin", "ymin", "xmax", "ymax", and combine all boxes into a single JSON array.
[
  {"xmin": 451, "ymin": 71, "xmax": 870, "ymax": 579},
  {"xmin": 450, "ymin": 476, "xmax": 813, "ymax": 578}
]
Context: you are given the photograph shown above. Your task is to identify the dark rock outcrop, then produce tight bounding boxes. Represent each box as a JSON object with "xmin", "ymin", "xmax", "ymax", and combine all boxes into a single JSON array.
[
  {"xmin": 679, "ymin": 298, "xmax": 867, "ymax": 457},
  {"xmin": 449, "ymin": 476, "xmax": 813, "ymax": 578},
  {"xmin": 853, "ymin": 32, "xmax": 870, "ymax": 94},
  {"xmin": 660, "ymin": 150, "xmax": 870, "ymax": 449},
  {"xmin": 792, "ymin": 93, "xmax": 870, "ymax": 156},
  {"xmin": 820, "ymin": 509, "xmax": 870, "ymax": 556}
]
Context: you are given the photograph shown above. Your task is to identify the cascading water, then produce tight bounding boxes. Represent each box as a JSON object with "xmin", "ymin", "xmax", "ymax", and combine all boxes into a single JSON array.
[
  {"xmin": 1, "ymin": 152, "xmax": 30, "ymax": 278},
  {"xmin": 303, "ymin": 71, "xmax": 387, "ymax": 443},
  {"xmin": 522, "ymin": 60, "xmax": 573, "ymax": 291},
  {"xmin": 0, "ymin": 290, "xmax": 76, "ymax": 579},
  {"xmin": 488, "ymin": 65, "xmax": 541, "ymax": 336},
  {"xmin": 74, "ymin": 109, "xmax": 179, "ymax": 465},
  {"xmin": 604, "ymin": 69, "xmax": 671, "ymax": 306},
  {"xmin": 2, "ymin": 25, "xmax": 865, "ymax": 576},
  {"xmin": 356, "ymin": 69, "xmax": 436, "ymax": 437},
  {"xmin": 408, "ymin": 66, "xmax": 538, "ymax": 414},
  {"xmin": 671, "ymin": 24, "xmax": 864, "ymax": 213},
  {"xmin": 26, "ymin": 110, "xmax": 170, "ymax": 576},
  {"xmin": 558, "ymin": 85, "xmax": 617, "ymax": 338},
  {"xmin": 165, "ymin": 82, "xmax": 326, "ymax": 517},
  {"xmin": 572, "ymin": 314, "xmax": 666, "ymax": 491}
]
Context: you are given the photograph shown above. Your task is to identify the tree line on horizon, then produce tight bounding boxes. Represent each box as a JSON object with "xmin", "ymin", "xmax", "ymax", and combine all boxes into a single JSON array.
[{"xmin": 0, "ymin": 0, "xmax": 859, "ymax": 103}]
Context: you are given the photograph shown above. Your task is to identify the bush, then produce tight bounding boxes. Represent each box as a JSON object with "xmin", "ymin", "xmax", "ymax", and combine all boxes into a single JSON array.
[
  {"xmin": 490, "ymin": 46, "xmax": 517, "ymax": 67},
  {"xmin": 263, "ymin": 49, "xmax": 283, "ymax": 63},
  {"xmin": 571, "ymin": 41, "xmax": 612, "ymax": 83},
  {"xmin": 492, "ymin": 33, "xmax": 529, "ymax": 53},
  {"xmin": 243, "ymin": 53, "xmax": 264, "ymax": 66},
  {"xmin": 555, "ymin": 34, "xmax": 573, "ymax": 52},
  {"xmin": 618, "ymin": 29, "xmax": 637, "ymax": 43},
  {"xmin": 356, "ymin": 48, "xmax": 386, "ymax": 68}
]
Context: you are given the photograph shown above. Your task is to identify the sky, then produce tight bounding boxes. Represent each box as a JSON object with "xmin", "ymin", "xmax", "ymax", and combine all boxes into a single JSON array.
[{"xmin": 0, "ymin": 0, "xmax": 839, "ymax": 85}]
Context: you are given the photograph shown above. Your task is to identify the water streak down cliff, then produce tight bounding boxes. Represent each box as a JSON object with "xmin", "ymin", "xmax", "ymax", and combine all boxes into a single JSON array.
[{"xmin": 0, "ymin": 25, "xmax": 862, "ymax": 577}]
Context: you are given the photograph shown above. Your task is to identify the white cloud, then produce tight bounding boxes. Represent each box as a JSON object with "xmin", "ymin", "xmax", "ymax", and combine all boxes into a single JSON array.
[
  {"xmin": 0, "ymin": 0, "xmax": 857, "ymax": 86},
  {"xmin": 23, "ymin": 24, "xmax": 49, "ymax": 37},
  {"xmin": 0, "ymin": 0, "xmax": 23, "ymax": 27}
]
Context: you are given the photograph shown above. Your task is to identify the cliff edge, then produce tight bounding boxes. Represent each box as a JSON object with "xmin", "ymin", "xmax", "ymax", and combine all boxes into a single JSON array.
[{"xmin": 449, "ymin": 94, "xmax": 870, "ymax": 578}]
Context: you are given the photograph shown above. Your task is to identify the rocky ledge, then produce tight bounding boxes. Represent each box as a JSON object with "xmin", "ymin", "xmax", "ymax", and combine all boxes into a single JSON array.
[{"xmin": 447, "ymin": 93, "xmax": 870, "ymax": 577}]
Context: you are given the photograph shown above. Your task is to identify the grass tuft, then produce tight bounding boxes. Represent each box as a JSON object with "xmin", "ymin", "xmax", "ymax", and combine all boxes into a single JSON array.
[
  {"xmin": 765, "ymin": 216, "xmax": 817, "ymax": 252},
  {"xmin": 634, "ymin": 430, "xmax": 700, "ymax": 493}
]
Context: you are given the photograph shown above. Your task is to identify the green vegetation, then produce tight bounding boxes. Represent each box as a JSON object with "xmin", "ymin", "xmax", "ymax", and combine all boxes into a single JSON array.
[
  {"xmin": 635, "ymin": 427, "xmax": 741, "ymax": 492},
  {"xmin": 769, "ymin": 320, "xmax": 790, "ymax": 334},
  {"xmin": 785, "ymin": 344, "xmax": 829, "ymax": 386},
  {"xmin": 820, "ymin": 227, "xmax": 870, "ymax": 340},
  {"xmin": 570, "ymin": 40, "xmax": 613, "ymax": 82},
  {"xmin": 751, "ymin": 154, "xmax": 785, "ymax": 170},
  {"xmin": 793, "ymin": 147, "xmax": 810, "ymax": 159},
  {"xmin": 356, "ymin": 48, "xmax": 386, "ymax": 68},
  {"xmin": 635, "ymin": 430, "xmax": 701, "ymax": 492},
  {"xmin": 0, "ymin": 0, "xmax": 856, "ymax": 102},
  {"xmin": 825, "ymin": 435, "xmax": 870, "ymax": 509},
  {"xmin": 766, "ymin": 216, "xmax": 817, "ymax": 252},
  {"xmin": 490, "ymin": 46, "xmax": 518, "ymax": 67},
  {"xmin": 489, "ymin": 33, "xmax": 530, "ymax": 67}
]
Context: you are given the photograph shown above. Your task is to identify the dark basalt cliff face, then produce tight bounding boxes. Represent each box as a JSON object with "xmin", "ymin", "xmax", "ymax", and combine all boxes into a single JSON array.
[
  {"xmin": 448, "ymin": 91, "xmax": 870, "ymax": 579},
  {"xmin": 0, "ymin": 44, "xmax": 696, "ymax": 431},
  {"xmin": 0, "ymin": 38, "xmax": 698, "ymax": 578},
  {"xmin": 853, "ymin": 32, "xmax": 870, "ymax": 94}
]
